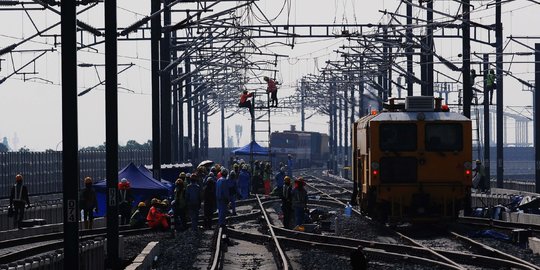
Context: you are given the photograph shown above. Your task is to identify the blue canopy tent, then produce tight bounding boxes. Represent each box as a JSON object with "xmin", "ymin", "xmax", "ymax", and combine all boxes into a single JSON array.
[
  {"xmin": 93, "ymin": 162, "xmax": 170, "ymax": 216},
  {"xmin": 232, "ymin": 141, "xmax": 269, "ymax": 156}
]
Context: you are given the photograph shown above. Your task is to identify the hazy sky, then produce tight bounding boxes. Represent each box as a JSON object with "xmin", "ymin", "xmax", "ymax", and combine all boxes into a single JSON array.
[{"xmin": 0, "ymin": 0, "xmax": 538, "ymax": 150}]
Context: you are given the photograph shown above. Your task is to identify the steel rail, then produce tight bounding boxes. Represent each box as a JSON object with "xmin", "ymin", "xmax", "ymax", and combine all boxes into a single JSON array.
[
  {"xmin": 256, "ymin": 194, "xmax": 290, "ymax": 270},
  {"xmin": 0, "ymin": 227, "xmax": 150, "ymax": 265},
  {"xmin": 458, "ymin": 216, "xmax": 540, "ymax": 233},
  {"xmin": 450, "ymin": 231, "xmax": 540, "ymax": 270},
  {"xmin": 226, "ymin": 227, "xmax": 460, "ymax": 270},
  {"xmin": 208, "ymin": 227, "xmax": 224, "ymax": 270}
]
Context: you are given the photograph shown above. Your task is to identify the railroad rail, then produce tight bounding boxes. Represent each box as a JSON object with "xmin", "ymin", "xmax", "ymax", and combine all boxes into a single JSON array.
[{"xmin": 458, "ymin": 216, "xmax": 540, "ymax": 233}]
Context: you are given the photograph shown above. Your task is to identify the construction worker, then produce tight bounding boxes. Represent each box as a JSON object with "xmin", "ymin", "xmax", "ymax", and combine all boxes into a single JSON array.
[
  {"xmin": 350, "ymin": 245, "xmax": 368, "ymax": 270},
  {"xmin": 473, "ymin": 160, "xmax": 488, "ymax": 192},
  {"xmin": 216, "ymin": 168, "xmax": 230, "ymax": 228},
  {"xmin": 291, "ymin": 177, "xmax": 308, "ymax": 228},
  {"xmin": 9, "ymin": 174, "xmax": 30, "ymax": 229},
  {"xmin": 228, "ymin": 170, "xmax": 238, "ymax": 215},
  {"xmin": 264, "ymin": 76, "xmax": 279, "ymax": 107},
  {"xmin": 118, "ymin": 178, "xmax": 134, "ymax": 225},
  {"xmin": 130, "ymin": 202, "xmax": 147, "ymax": 228},
  {"xmin": 173, "ymin": 178, "xmax": 187, "ymax": 231},
  {"xmin": 263, "ymin": 162, "xmax": 272, "ymax": 196},
  {"xmin": 287, "ymin": 154, "xmax": 294, "ymax": 178},
  {"xmin": 238, "ymin": 90, "xmax": 254, "ymax": 118},
  {"xmin": 203, "ymin": 172, "xmax": 217, "ymax": 229},
  {"xmin": 147, "ymin": 198, "xmax": 170, "ymax": 230},
  {"xmin": 179, "ymin": 172, "xmax": 187, "ymax": 183},
  {"xmin": 185, "ymin": 174, "xmax": 202, "ymax": 231},
  {"xmin": 486, "ymin": 69, "xmax": 496, "ymax": 105},
  {"xmin": 281, "ymin": 176, "xmax": 293, "ymax": 229},
  {"xmin": 79, "ymin": 177, "xmax": 98, "ymax": 229},
  {"xmin": 238, "ymin": 164, "xmax": 251, "ymax": 200},
  {"xmin": 470, "ymin": 69, "xmax": 478, "ymax": 104},
  {"xmin": 252, "ymin": 161, "xmax": 262, "ymax": 193},
  {"xmin": 274, "ymin": 166, "xmax": 285, "ymax": 191}
]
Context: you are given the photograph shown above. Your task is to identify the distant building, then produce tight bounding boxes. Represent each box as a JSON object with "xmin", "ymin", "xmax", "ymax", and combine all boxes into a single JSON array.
[{"xmin": 1, "ymin": 137, "xmax": 9, "ymax": 150}]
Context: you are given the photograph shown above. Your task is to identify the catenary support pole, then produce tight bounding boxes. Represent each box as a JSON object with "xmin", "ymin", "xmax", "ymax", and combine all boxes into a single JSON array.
[
  {"xmin": 160, "ymin": 0, "xmax": 172, "ymax": 163},
  {"xmin": 462, "ymin": 0, "xmax": 472, "ymax": 118},
  {"xmin": 495, "ymin": 0, "xmax": 504, "ymax": 188},
  {"xmin": 185, "ymin": 56, "xmax": 193, "ymax": 160},
  {"xmin": 151, "ymin": 0, "xmax": 161, "ymax": 180},
  {"xmin": 535, "ymin": 43, "xmax": 540, "ymax": 193},
  {"xmin": 426, "ymin": 0, "xmax": 434, "ymax": 96},
  {"xmin": 483, "ymin": 54, "xmax": 491, "ymax": 187},
  {"xmin": 406, "ymin": 1, "xmax": 414, "ymax": 96},
  {"xmin": 105, "ymin": 0, "xmax": 119, "ymax": 266},
  {"xmin": 178, "ymin": 67, "xmax": 184, "ymax": 161},
  {"xmin": 60, "ymin": 0, "xmax": 79, "ymax": 267}
]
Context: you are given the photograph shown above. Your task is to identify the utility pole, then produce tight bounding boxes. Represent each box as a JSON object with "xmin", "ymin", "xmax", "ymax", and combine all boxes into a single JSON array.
[
  {"xmin": 105, "ymin": 0, "xmax": 119, "ymax": 266},
  {"xmin": 535, "ymin": 43, "xmax": 540, "ymax": 193},
  {"xmin": 60, "ymin": 0, "xmax": 79, "ymax": 267},
  {"xmin": 151, "ymin": 0, "xmax": 161, "ymax": 180},
  {"xmin": 495, "ymin": 0, "xmax": 504, "ymax": 188},
  {"xmin": 160, "ymin": 0, "xmax": 172, "ymax": 163},
  {"xmin": 221, "ymin": 101, "xmax": 225, "ymax": 165},
  {"xmin": 483, "ymin": 54, "xmax": 491, "ymax": 188},
  {"xmin": 462, "ymin": 0, "xmax": 472, "ymax": 118}
]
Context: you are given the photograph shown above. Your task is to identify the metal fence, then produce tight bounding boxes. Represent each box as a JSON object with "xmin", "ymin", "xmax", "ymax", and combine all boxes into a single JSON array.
[{"xmin": 0, "ymin": 150, "xmax": 152, "ymax": 199}]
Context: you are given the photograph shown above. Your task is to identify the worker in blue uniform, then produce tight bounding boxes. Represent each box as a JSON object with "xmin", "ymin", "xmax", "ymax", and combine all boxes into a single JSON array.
[
  {"xmin": 216, "ymin": 168, "xmax": 230, "ymax": 228},
  {"xmin": 238, "ymin": 164, "xmax": 251, "ymax": 200},
  {"xmin": 287, "ymin": 154, "xmax": 294, "ymax": 178},
  {"xmin": 185, "ymin": 174, "xmax": 201, "ymax": 231}
]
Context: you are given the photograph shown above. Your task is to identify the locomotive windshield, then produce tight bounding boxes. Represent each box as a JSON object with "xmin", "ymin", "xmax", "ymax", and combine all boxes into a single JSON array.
[
  {"xmin": 379, "ymin": 123, "xmax": 417, "ymax": 151},
  {"xmin": 425, "ymin": 123, "xmax": 463, "ymax": 151}
]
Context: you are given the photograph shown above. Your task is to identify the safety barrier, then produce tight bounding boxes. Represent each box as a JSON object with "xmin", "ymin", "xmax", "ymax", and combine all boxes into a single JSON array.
[{"xmin": 0, "ymin": 239, "xmax": 105, "ymax": 270}]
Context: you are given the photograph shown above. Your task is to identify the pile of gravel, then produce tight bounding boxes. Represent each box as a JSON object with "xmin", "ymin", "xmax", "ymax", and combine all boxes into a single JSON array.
[
  {"xmin": 123, "ymin": 231, "xmax": 171, "ymax": 264},
  {"xmin": 297, "ymin": 250, "xmax": 350, "ymax": 270},
  {"xmin": 155, "ymin": 230, "xmax": 207, "ymax": 270},
  {"xmin": 334, "ymin": 213, "xmax": 401, "ymax": 243}
]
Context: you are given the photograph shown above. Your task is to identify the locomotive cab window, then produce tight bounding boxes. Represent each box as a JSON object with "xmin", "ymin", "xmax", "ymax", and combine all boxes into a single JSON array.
[
  {"xmin": 379, "ymin": 123, "xmax": 417, "ymax": 151},
  {"xmin": 425, "ymin": 123, "xmax": 463, "ymax": 152}
]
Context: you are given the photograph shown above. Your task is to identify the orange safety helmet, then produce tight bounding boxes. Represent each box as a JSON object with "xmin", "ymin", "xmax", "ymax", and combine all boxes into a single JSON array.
[{"xmin": 138, "ymin": 202, "xmax": 146, "ymax": 208}]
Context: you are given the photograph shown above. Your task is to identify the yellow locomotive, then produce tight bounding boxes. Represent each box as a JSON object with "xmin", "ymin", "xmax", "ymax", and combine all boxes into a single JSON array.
[{"xmin": 352, "ymin": 96, "xmax": 472, "ymax": 223}]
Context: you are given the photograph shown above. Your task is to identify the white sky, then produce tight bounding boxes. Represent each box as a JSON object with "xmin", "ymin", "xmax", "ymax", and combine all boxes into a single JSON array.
[{"xmin": 0, "ymin": 0, "xmax": 539, "ymax": 150}]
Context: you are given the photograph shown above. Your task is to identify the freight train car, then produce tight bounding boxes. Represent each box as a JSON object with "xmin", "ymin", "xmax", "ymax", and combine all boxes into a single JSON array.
[
  {"xmin": 352, "ymin": 97, "xmax": 472, "ymax": 223},
  {"xmin": 271, "ymin": 130, "xmax": 329, "ymax": 168}
]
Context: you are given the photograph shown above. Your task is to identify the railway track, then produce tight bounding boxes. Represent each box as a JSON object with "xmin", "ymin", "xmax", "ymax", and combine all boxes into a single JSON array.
[
  {"xmin": 0, "ymin": 226, "xmax": 150, "ymax": 265},
  {"xmin": 304, "ymin": 173, "xmax": 540, "ymax": 270}
]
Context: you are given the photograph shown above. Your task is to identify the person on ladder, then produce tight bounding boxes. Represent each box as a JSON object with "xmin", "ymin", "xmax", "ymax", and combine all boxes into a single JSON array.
[
  {"xmin": 264, "ymin": 76, "xmax": 279, "ymax": 107},
  {"xmin": 238, "ymin": 89, "xmax": 254, "ymax": 118},
  {"xmin": 486, "ymin": 69, "xmax": 496, "ymax": 105}
]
